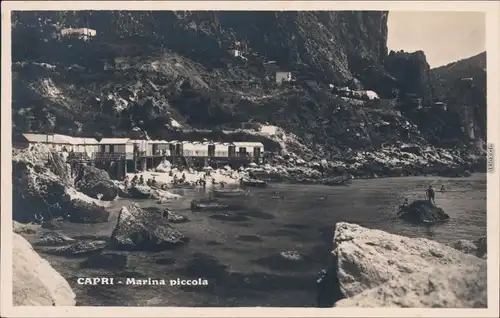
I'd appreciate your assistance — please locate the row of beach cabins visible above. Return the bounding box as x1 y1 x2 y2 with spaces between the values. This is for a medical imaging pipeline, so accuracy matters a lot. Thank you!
14 133 265 162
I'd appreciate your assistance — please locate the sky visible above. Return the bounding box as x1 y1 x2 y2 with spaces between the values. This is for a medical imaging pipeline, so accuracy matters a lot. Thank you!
387 11 486 68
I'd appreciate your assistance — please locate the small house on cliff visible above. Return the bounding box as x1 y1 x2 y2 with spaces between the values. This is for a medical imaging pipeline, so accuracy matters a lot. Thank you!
276 71 293 85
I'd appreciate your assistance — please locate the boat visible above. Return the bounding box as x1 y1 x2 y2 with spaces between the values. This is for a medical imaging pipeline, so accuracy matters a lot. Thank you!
212 188 247 198
241 179 268 188
190 199 230 211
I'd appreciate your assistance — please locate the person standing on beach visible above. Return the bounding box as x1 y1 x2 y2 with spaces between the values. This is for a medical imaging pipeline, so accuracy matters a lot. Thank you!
426 185 436 206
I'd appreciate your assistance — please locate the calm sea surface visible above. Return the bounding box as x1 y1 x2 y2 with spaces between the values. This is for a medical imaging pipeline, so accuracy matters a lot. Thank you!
35 174 486 307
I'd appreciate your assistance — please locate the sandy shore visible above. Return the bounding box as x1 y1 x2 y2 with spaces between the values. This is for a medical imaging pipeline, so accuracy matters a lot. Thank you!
125 161 247 188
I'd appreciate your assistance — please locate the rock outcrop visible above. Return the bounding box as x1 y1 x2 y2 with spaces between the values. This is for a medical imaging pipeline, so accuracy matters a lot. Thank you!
11 11 486 164
397 200 450 224
13 233 76 306
12 145 110 224
109 204 187 251
317 222 486 308
75 165 119 201
450 236 487 259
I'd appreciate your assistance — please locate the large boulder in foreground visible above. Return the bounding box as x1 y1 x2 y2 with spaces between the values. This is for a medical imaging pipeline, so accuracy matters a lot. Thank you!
75 166 119 201
109 204 186 251
397 200 450 224
320 222 486 308
13 233 76 306
335 262 486 308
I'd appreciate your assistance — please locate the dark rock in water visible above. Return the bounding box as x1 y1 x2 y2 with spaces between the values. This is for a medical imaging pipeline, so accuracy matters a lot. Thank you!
210 213 250 222
163 209 189 223
236 235 263 242
190 199 230 211
81 251 133 270
66 199 110 223
35 232 75 246
118 187 133 199
109 204 186 251
397 200 450 224
128 185 152 199
474 236 487 258
75 166 119 201
41 240 107 256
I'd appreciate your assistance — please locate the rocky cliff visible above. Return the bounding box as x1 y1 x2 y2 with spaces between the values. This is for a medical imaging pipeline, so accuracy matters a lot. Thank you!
11 11 486 160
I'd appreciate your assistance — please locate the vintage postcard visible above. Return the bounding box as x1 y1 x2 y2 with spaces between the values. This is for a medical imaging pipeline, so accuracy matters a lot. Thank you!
1 1 499 317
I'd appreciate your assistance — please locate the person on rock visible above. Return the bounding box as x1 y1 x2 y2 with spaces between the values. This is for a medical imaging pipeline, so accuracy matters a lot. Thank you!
138 175 145 185
426 185 436 206
151 176 157 187
440 185 445 192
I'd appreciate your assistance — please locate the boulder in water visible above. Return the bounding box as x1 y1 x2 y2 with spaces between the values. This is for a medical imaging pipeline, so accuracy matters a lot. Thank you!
128 185 152 199
75 166 119 201
109 204 186 251
164 209 189 223
317 222 486 308
35 232 75 246
397 200 450 224
66 199 110 223
41 240 107 256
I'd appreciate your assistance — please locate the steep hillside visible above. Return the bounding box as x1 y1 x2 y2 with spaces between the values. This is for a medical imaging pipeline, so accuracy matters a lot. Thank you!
11 11 486 160
430 52 487 141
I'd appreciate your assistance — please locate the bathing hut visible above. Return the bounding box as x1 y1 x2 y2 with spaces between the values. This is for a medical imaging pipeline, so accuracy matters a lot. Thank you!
183 141 208 157
214 142 230 157
96 138 135 160
71 137 99 158
14 133 75 152
156 140 171 156
168 140 184 157
233 141 264 159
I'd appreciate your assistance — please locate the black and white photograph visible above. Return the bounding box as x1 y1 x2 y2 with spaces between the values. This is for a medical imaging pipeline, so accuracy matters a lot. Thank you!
1 1 499 316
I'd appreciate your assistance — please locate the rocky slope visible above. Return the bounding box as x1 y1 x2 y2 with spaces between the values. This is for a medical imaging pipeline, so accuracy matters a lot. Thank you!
430 52 487 143
11 11 486 163
13 232 76 306
317 222 487 308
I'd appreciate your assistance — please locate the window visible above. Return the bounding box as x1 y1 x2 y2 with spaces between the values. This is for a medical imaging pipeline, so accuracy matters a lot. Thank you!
109 145 115 153
228 145 236 157
100 145 105 152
